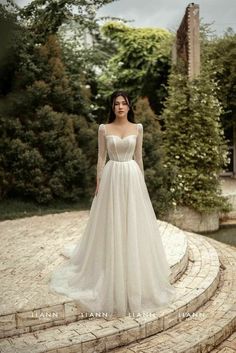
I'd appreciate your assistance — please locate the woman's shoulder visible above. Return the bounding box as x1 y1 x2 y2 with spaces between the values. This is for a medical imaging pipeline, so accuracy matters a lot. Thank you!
131 122 143 131
99 122 142 129
136 122 143 131
99 123 110 129
98 124 106 135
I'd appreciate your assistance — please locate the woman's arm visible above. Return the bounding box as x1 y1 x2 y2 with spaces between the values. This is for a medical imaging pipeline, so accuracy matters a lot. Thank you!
96 124 107 193
134 123 144 176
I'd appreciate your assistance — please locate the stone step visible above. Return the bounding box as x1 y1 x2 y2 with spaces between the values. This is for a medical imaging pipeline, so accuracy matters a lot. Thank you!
109 234 236 353
0 233 220 353
210 331 236 352
0 217 188 338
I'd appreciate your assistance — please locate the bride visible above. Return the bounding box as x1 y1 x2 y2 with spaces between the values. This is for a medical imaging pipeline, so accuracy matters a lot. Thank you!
49 90 176 318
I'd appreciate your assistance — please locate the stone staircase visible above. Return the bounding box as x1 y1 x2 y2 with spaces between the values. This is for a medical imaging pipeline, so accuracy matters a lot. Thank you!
111 235 236 353
0 212 235 353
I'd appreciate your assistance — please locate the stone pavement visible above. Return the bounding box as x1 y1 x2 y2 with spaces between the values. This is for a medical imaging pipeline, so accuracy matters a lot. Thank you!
0 212 187 318
0 211 235 352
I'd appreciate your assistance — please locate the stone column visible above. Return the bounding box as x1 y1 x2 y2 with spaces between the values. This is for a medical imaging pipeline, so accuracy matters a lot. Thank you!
188 4 200 80
173 3 200 80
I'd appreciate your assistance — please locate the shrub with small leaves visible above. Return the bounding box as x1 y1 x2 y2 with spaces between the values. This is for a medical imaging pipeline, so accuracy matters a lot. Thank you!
134 97 173 218
161 67 232 213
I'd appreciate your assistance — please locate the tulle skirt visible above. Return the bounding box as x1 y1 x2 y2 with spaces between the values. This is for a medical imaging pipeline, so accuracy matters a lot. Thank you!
49 159 176 318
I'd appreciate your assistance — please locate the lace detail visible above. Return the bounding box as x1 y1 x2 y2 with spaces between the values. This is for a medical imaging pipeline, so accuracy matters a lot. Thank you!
134 123 144 175
96 123 144 181
96 124 107 182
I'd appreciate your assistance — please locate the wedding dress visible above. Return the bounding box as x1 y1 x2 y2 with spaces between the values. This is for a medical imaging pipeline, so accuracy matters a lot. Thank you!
49 123 176 317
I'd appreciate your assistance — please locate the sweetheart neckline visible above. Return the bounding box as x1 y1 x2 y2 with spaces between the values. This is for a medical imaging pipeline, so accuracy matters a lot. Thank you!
105 134 138 140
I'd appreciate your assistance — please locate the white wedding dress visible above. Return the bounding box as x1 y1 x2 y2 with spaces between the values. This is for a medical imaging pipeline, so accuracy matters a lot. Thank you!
49 123 176 317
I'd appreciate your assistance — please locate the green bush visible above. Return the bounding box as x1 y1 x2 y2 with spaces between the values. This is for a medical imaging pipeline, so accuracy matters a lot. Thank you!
161 67 232 213
134 97 173 218
0 105 92 204
0 28 96 204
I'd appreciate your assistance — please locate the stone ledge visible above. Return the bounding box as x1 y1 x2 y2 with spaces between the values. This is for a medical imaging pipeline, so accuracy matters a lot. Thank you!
210 331 236 352
165 206 220 233
0 233 221 352
0 215 188 338
110 234 236 353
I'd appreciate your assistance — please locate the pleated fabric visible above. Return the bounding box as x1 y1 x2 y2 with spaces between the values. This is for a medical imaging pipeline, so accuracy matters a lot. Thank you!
49 124 177 317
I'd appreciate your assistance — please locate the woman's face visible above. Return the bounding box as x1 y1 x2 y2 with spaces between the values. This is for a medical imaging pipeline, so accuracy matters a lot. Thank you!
113 95 129 118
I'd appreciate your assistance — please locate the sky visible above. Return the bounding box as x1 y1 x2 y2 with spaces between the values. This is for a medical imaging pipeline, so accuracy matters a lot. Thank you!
15 0 236 36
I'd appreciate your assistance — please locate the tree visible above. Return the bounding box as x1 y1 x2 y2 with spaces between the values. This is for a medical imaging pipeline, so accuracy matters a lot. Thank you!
97 21 174 116
161 66 231 213
57 19 118 122
201 28 236 131
19 0 115 42
134 97 173 218
0 2 103 204
0 32 93 203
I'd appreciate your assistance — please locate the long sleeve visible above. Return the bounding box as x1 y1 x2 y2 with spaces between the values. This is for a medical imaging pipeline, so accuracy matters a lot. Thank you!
96 124 107 183
134 123 144 176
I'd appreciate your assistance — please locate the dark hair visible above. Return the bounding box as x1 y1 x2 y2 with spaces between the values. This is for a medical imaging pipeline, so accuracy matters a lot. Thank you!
108 90 135 123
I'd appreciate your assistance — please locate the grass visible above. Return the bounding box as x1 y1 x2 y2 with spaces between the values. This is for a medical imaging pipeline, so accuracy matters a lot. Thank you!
0 197 92 222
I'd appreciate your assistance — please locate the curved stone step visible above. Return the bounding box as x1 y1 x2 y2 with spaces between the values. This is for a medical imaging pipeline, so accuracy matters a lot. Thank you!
109 234 236 353
210 331 236 352
0 232 220 352
0 215 188 338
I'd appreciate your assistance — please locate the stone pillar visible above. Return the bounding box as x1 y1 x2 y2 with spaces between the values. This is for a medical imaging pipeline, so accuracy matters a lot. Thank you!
188 4 200 80
173 3 200 80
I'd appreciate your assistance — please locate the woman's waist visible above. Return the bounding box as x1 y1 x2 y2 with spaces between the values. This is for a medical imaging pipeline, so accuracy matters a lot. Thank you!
107 158 134 163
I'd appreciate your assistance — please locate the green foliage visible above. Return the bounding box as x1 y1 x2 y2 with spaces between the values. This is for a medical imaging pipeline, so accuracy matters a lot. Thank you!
161 67 232 213
0 196 91 221
97 21 174 115
201 28 236 131
0 105 92 204
2 0 234 215
19 0 115 41
0 2 30 96
134 97 173 218
57 21 116 120
0 3 97 204
16 0 121 121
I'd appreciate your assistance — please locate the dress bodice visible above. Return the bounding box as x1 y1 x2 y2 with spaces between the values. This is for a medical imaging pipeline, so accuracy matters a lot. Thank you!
106 134 138 162
96 123 144 181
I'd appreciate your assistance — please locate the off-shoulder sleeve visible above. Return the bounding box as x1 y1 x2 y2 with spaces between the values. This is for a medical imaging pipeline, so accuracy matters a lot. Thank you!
134 123 144 176
96 124 107 183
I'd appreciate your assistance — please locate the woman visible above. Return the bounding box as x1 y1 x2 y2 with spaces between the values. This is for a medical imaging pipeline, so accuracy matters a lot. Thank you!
49 90 176 318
